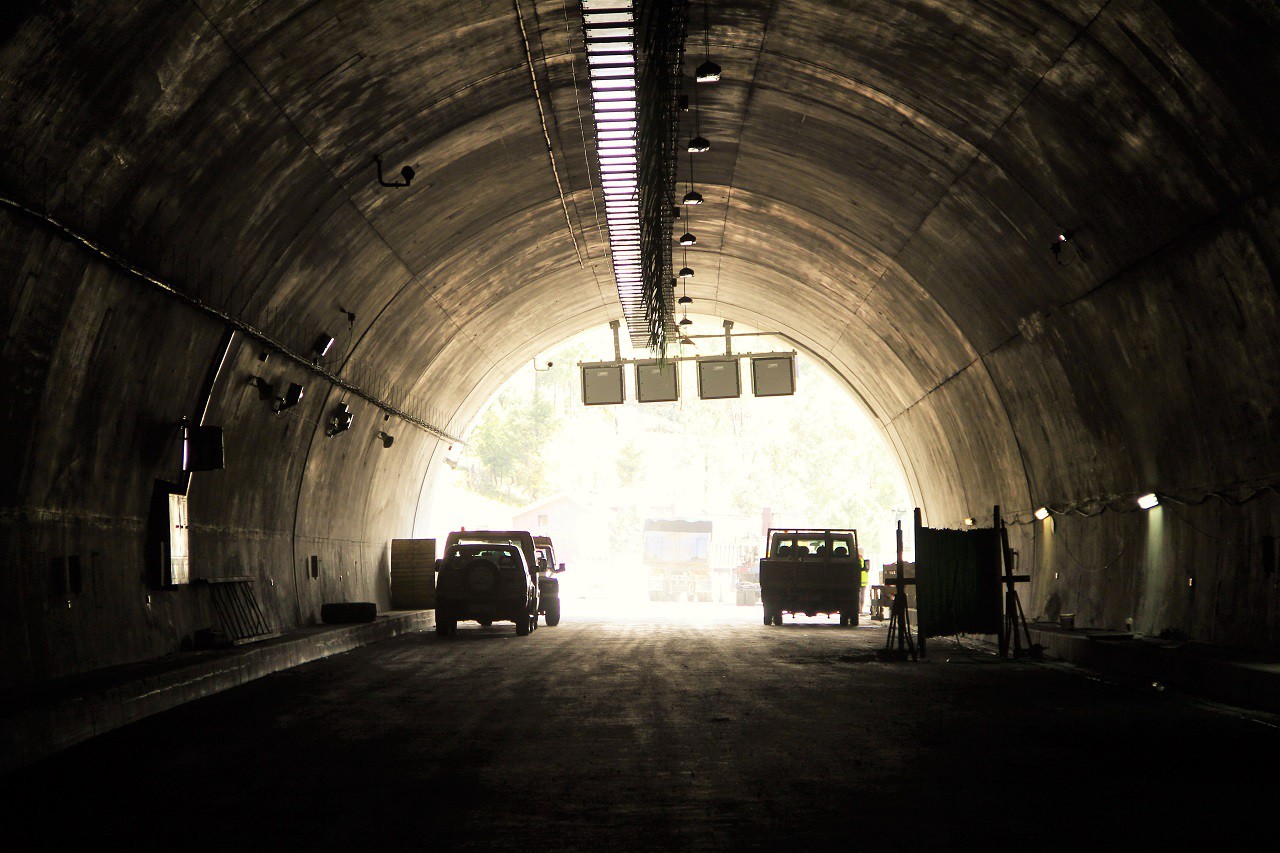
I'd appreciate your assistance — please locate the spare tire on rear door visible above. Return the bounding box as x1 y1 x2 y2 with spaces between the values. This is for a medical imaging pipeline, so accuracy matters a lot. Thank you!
464 558 499 593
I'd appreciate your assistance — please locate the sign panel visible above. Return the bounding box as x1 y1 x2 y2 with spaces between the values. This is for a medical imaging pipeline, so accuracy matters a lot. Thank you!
635 360 679 403
751 355 796 397
696 358 741 400
581 363 626 405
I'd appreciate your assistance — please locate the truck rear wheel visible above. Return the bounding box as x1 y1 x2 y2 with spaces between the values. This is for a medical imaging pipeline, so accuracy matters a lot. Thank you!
544 597 561 626
515 613 530 636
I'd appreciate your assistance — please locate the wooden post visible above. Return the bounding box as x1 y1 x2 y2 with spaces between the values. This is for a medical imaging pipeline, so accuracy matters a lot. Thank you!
884 516 917 660
997 507 1033 658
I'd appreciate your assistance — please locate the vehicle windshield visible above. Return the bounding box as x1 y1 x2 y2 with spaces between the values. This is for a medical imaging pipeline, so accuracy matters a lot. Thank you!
769 531 857 559
447 545 523 569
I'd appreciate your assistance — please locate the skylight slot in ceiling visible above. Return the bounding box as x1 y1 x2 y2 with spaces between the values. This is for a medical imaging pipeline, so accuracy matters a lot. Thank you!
583 0 645 343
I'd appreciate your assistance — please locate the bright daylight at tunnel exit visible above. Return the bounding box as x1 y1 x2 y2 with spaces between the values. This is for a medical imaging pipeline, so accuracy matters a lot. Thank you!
3 0 1280 846
423 319 912 621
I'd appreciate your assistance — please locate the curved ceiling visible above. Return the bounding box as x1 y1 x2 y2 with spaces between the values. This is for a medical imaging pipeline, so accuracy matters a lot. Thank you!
3 0 1280 664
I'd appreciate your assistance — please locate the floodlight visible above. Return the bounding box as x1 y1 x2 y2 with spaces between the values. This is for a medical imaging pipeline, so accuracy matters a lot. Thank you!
327 402 353 436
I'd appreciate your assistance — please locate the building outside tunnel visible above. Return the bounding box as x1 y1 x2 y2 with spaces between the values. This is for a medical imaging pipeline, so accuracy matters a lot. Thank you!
2 0 1280 754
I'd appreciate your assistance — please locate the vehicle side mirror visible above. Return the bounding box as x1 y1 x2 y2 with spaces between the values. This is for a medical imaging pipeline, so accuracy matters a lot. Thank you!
555 563 566 574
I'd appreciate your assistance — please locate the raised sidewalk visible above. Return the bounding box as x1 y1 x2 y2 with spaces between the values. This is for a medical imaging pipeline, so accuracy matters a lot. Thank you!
1027 622 1280 713
1 610 433 773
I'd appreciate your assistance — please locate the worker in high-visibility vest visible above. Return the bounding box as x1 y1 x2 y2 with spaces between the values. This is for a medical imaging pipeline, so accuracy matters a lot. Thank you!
860 559 870 613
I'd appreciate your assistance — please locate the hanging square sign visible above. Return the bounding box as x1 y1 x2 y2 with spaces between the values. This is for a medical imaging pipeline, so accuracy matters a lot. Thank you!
696 357 741 400
581 363 626 405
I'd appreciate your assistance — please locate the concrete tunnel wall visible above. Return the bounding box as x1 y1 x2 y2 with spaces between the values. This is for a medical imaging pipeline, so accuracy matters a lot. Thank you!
1 0 1279 688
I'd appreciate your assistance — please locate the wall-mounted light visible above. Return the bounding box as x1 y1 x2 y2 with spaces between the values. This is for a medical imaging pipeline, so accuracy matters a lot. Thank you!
312 334 335 360
274 382 305 412
963 517 975 526
377 431 395 449
1137 493 1159 510
183 423 225 472
374 156 415 188
1051 230 1079 266
327 402 353 436
1034 507 1050 520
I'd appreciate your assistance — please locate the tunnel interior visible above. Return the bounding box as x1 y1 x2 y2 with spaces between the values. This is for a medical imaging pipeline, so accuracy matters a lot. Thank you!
2 0 1280 687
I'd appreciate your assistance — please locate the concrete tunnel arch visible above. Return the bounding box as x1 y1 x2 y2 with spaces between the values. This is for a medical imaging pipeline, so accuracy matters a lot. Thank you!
2 0 1279 688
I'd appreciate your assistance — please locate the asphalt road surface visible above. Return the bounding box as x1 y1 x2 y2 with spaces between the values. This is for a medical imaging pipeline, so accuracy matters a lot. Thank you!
4 602 1277 850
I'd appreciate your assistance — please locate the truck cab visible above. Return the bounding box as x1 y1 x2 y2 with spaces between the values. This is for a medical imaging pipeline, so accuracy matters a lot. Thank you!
759 528 863 626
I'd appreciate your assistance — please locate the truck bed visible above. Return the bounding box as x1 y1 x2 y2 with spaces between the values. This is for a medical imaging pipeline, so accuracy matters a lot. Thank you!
759 558 860 614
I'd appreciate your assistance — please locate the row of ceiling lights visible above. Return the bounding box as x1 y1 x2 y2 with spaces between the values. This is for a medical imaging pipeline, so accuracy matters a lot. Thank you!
676 0 720 328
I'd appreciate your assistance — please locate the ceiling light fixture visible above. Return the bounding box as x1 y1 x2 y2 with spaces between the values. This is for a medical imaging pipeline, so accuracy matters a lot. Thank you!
1137 493 1159 510
688 135 710 153
695 0 720 83
678 265 694 278
1051 230 1079 266
1034 507 1050 520
682 189 702 205
679 232 696 246
373 156 416 188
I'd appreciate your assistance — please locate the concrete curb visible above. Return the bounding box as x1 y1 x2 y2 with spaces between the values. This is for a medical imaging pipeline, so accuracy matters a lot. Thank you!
2 610 434 773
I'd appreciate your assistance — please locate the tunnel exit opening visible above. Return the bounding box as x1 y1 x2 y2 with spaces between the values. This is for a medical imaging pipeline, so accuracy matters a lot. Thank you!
420 317 912 623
